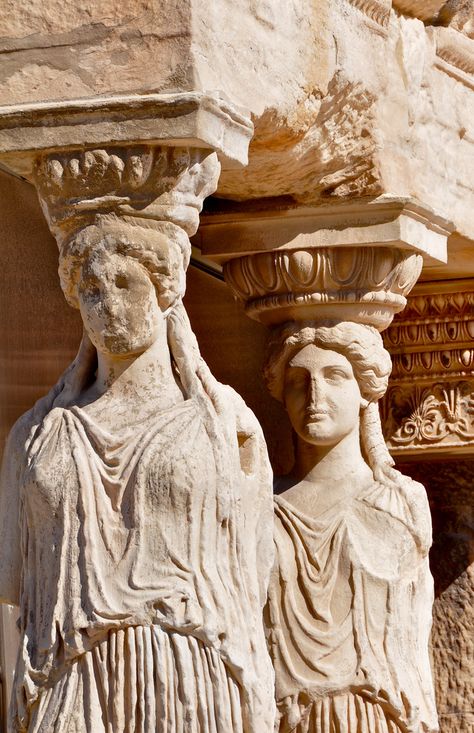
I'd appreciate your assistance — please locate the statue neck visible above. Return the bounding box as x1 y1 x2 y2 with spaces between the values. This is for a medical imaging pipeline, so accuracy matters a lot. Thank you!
79 329 184 412
293 426 372 494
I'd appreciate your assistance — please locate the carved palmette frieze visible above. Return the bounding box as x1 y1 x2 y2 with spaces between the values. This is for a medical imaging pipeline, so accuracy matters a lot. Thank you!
383 282 474 454
383 381 474 452
224 246 422 328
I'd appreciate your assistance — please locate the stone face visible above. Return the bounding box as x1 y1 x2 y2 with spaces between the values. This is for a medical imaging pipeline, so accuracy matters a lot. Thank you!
0 145 276 732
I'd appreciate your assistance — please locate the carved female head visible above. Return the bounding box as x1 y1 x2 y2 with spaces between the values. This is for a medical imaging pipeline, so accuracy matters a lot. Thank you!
264 321 393 469
58 216 189 356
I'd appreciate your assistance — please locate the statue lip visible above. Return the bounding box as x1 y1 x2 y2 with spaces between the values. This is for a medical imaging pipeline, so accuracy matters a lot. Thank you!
306 410 329 419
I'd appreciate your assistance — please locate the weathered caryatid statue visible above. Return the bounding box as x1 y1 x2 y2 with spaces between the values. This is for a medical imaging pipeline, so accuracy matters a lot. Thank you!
263 321 438 733
0 146 275 732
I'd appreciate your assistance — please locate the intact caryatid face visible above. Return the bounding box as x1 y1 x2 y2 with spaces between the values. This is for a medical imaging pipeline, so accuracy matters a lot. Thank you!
77 248 164 357
284 344 367 447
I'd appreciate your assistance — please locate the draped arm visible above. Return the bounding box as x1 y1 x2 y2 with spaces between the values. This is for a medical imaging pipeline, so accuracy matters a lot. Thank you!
225 386 275 604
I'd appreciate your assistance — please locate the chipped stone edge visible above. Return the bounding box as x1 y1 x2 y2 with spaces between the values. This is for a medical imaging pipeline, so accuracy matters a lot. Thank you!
431 27 474 88
392 0 446 22
0 91 254 178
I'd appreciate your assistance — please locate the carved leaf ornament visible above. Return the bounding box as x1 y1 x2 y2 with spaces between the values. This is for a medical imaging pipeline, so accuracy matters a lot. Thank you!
386 382 474 446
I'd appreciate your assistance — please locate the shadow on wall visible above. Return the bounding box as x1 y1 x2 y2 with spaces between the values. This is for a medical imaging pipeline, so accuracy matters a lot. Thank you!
0 169 82 458
397 458 474 597
397 457 474 731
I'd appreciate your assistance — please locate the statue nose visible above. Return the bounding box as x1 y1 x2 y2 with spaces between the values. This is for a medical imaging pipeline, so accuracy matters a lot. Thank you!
100 291 124 319
309 376 325 404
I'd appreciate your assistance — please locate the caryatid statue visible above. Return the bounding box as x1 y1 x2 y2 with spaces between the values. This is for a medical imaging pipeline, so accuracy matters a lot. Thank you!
0 147 275 732
263 321 438 733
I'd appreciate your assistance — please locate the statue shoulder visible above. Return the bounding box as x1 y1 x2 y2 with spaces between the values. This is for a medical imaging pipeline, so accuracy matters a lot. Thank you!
3 407 37 468
364 469 432 555
395 472 431 518
2 377 67 475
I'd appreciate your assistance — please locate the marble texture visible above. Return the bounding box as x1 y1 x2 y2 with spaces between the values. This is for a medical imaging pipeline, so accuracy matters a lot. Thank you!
263 322 437 732
0 146 275 732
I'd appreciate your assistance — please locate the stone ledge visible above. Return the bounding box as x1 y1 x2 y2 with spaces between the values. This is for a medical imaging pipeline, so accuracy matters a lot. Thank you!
0 92 253 179
196 196 452 264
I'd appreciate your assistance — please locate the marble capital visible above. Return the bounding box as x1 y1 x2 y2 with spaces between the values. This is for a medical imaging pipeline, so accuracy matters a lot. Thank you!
197 198 451 331
0 91 253 254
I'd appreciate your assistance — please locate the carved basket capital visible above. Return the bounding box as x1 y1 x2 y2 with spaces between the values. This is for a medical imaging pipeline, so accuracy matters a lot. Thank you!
35 145 221 246
224 245 422 330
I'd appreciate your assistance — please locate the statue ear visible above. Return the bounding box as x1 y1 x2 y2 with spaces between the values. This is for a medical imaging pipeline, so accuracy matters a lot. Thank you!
360 396 369 410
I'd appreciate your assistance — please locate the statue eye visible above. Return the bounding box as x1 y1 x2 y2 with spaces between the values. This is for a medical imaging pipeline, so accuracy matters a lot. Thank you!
325 368 350 381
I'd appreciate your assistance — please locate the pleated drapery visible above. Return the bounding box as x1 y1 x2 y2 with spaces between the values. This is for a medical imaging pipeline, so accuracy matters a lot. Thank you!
27 626 243 733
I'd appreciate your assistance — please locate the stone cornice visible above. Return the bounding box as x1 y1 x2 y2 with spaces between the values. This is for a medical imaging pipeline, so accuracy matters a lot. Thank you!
0 92 253 179
196 197 452 264
383 280 474 456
